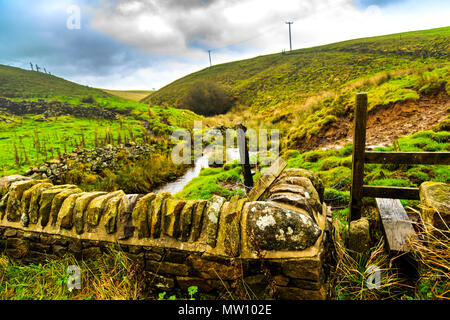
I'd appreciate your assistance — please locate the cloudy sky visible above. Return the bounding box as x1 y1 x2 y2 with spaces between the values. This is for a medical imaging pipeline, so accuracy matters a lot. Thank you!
1 0 449 90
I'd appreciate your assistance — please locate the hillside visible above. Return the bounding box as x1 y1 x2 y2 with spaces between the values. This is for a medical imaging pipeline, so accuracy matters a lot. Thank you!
0 65 150 113
102 89 154 102
0 65 201 182
143 27 449 110
143 27 450 150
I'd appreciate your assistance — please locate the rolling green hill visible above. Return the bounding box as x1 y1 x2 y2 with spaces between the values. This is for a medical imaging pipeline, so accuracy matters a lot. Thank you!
0 64 158 115
143 26 450 149
0 64 201 178
143 27 449 110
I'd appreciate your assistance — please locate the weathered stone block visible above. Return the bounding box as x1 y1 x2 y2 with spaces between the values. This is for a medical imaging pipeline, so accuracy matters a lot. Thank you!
86 191 124 230
189 200 207 243
348 217 370 254
124 252 145 268
279 168 325 203
215 196 246 257
28 183 54 224
41 234 68 246
145 260 189 276
147 272 175 290
53 245 67 257
163 198 186 239
420 182 450 230
0 192 9 220
128 246 143 254
21 182 53 224
245 201 322 251
59 193 86 229
28 242 51 253
5 238 29 259
281 258 322 281
150 192 171 239
165 249 189 264
247 157 288 202
176 276 214 293
6 180 39 222
103 192 126 234
188 255 238 280
290 278 322 290
145 251 162 261
74 192 107 234
23 231 40 242
131 193 156 239
50 188 83 226
272 274 290 286
82 247 102 259
199 195 225 247
23 251 55 265
68 239 83 255
4 229 17 237
179 200 196 242
118 194 143 240
39 188 74 227
0 175 31 196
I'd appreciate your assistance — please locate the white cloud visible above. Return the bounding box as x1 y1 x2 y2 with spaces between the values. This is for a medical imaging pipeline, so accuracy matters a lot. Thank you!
84 0 450 89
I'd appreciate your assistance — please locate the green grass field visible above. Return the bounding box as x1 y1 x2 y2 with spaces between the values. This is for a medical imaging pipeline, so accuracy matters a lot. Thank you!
0 27 449 300
0 64 201 181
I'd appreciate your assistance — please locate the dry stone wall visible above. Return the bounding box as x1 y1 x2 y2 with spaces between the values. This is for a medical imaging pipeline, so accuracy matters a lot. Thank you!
0 161 331 300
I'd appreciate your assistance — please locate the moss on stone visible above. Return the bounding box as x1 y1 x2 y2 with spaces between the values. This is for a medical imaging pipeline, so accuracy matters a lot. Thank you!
86 191 124 230
73 192 107 234
6 180 39 222
59 193 86 229
150 192 171 239
131 193 156 239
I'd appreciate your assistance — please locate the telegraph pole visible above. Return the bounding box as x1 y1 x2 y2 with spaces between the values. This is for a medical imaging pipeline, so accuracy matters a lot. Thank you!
208 50 212 67
285 21 293 51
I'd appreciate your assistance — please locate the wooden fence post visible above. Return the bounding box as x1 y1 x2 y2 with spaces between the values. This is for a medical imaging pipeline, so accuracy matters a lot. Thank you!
349 93 368 222
236 123 254 190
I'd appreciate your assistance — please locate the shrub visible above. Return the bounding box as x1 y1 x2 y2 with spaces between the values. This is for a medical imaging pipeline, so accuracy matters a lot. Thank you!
81 95 96 104
178 81 234 116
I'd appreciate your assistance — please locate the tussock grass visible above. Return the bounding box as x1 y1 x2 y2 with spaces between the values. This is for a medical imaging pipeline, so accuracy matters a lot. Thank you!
0 247 149 300
330 222 412 300
409 206 450 300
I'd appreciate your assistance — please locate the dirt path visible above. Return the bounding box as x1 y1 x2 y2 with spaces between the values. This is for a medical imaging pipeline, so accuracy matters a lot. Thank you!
314 91 449 151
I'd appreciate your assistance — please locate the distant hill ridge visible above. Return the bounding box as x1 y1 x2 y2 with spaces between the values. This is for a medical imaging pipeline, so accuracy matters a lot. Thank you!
142 26 450 112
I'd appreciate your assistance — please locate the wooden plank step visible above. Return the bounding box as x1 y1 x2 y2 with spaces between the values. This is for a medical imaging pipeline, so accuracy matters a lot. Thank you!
376 198 418 252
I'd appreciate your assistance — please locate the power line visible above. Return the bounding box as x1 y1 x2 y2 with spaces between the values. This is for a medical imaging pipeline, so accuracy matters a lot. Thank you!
207 21 284 54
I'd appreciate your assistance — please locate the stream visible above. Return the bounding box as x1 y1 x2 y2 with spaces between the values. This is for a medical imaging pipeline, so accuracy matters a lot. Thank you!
152 148 254 195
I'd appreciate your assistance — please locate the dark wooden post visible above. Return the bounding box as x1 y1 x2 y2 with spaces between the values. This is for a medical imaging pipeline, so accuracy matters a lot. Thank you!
236 123 254 190
350 93 368 223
